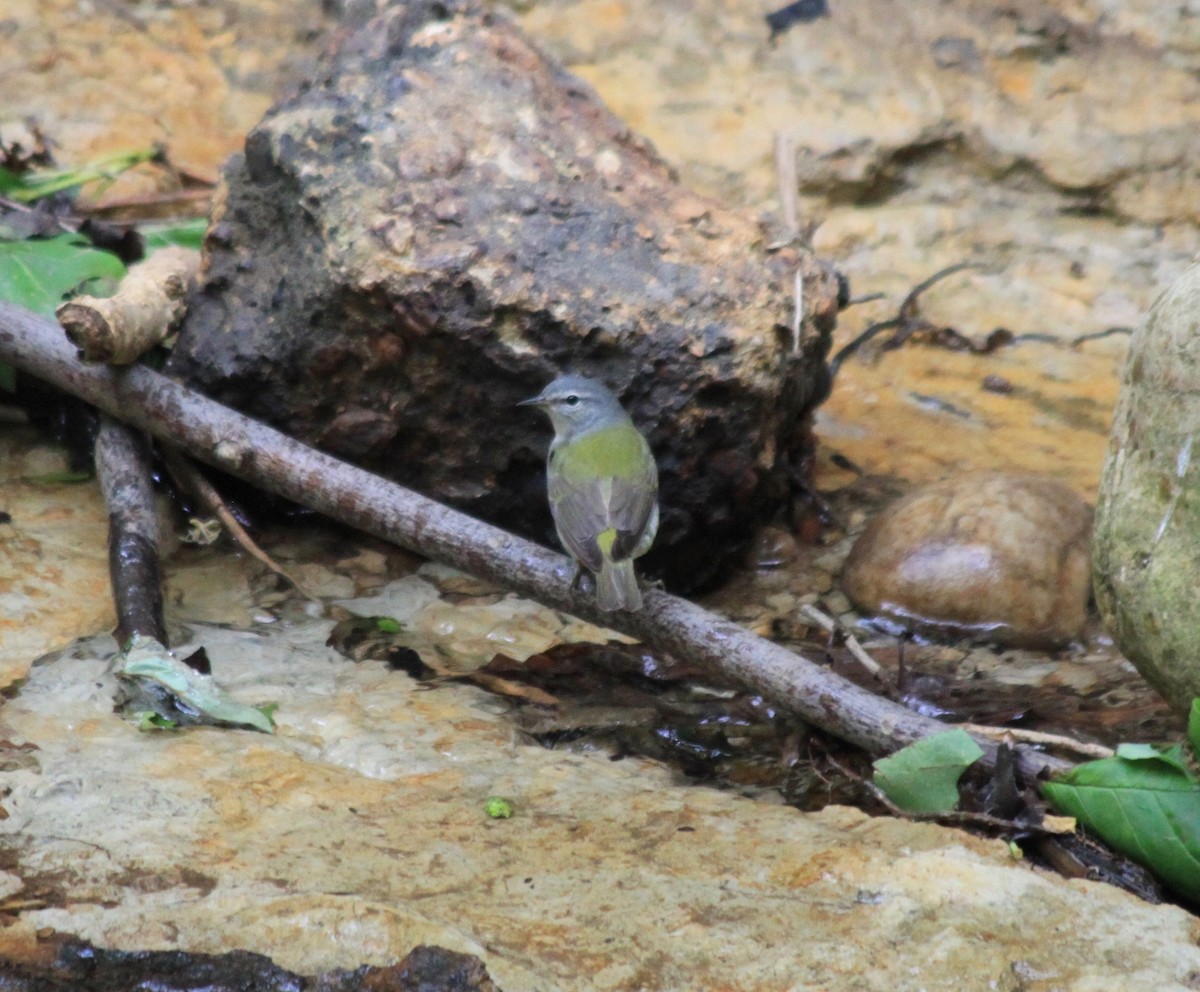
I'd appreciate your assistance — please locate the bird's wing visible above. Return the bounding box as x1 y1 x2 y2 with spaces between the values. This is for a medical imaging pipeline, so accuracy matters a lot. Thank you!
605 462 658 560
549 459 658 568
548 473 611 572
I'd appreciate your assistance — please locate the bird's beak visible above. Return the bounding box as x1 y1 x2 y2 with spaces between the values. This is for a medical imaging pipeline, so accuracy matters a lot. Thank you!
517 395 545 408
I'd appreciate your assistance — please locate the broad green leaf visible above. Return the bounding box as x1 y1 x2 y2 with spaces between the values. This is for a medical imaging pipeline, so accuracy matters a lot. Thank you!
873 729 984 815
0 234 125 315
1116 741 1191 775
1043 755 1200 903
141 217 208 252
1190 699 1200 755
0 167 26 197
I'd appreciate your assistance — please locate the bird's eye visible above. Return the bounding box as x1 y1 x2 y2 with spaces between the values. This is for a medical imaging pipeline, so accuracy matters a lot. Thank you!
565 394 580 406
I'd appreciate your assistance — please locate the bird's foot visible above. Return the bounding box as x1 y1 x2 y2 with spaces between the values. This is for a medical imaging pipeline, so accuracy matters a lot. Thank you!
569 563 594 595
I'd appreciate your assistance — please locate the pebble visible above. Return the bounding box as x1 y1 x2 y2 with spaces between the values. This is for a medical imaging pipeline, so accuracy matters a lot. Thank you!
749 526 800 570
840 472 1092 648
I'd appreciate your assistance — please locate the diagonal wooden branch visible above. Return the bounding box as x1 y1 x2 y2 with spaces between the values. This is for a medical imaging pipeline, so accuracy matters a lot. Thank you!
0 300 1071 780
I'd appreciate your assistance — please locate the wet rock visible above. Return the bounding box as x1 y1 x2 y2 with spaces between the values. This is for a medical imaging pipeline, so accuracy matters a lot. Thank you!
1094 263 1200 712
0 429 113 689
0 934 501 992
167 0 843 594
841 472 1092 647
748 526 800 571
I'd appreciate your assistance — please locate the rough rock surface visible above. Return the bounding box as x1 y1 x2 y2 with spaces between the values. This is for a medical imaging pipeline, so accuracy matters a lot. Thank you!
841 472 1093 648
167 0 842 593
3 596 1199 992
518 0 1200 229
512 0 1200 491
6 2 1200 988
1094 264 1200 712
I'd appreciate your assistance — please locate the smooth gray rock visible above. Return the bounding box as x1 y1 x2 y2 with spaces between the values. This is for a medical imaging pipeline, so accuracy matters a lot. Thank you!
1094 263 1200 712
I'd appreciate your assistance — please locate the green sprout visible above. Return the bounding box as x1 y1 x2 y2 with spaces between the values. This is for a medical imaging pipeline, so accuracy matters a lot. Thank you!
483 796 514 819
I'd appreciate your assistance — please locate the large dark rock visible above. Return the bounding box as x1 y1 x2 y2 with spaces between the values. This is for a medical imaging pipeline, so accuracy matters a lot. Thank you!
168 0 842 592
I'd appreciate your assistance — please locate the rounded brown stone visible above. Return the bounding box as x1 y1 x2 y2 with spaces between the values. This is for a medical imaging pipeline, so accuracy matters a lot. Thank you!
841 472 1092 648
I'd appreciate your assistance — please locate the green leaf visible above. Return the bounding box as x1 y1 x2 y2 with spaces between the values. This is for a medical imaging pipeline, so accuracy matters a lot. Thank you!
116 635 275 734
135 711 179 732
1043 754 1200 903
0 167 25 197
0 234 126 315
374 616 403 634
1189 699 1200 755
0 147 161 203
141 217 208 252
872 729 984 815
25 469 94 485
1116 741 1191 776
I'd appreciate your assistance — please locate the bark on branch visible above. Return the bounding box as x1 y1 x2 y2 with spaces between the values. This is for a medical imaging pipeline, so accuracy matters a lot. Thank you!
94 416 167 647
0 300 1069 780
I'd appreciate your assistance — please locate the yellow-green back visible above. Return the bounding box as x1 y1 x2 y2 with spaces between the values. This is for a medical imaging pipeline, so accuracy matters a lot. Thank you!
553 423 653 483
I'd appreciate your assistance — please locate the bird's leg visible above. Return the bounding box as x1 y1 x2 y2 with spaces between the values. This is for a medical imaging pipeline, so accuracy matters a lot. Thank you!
567 560 594 594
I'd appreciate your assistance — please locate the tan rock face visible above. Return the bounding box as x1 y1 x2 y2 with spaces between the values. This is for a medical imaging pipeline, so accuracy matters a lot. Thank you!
0 432 114 689
513 0 1200 499
841 472 1093 647
4 609 1200 990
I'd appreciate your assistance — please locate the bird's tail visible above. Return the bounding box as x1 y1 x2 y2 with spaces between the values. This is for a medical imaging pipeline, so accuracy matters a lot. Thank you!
596 557 642 611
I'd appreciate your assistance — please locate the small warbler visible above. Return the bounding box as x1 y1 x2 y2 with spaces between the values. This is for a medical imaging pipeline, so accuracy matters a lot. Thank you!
520 374 659 611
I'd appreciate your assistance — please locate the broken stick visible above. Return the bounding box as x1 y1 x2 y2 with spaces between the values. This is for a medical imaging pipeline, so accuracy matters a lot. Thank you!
56 245 199 365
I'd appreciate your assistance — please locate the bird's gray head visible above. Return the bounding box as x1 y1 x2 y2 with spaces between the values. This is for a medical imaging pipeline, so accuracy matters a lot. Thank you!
519 374 631 439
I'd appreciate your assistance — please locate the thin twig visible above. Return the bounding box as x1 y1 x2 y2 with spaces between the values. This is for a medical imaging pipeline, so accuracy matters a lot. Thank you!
829 262 984 376
773 132 799 243
843 292 886 308
897 262 981 319
799 603 885 680
1070 326 1133 347
791 268 803 356
160 447 312 597
772 133 804 354
961 723 1114 761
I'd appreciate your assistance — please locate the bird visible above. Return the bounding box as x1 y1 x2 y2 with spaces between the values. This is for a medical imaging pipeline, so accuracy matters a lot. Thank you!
520 374 659 610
